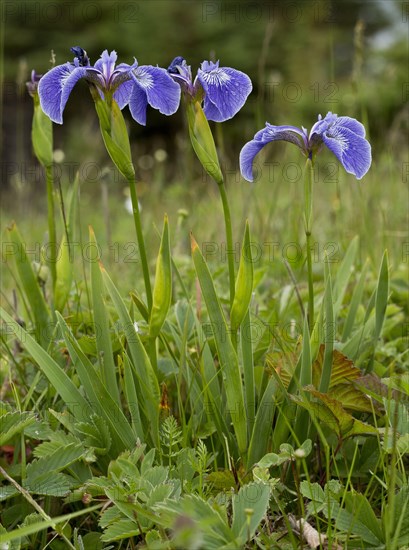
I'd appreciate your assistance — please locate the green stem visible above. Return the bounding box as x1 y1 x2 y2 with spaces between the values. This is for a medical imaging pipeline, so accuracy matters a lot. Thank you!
304 158 314 327
0 465 76 549
306 231 314 327
217 180 235 309
45 164 57 292
148 336 158 375
128 176 153 312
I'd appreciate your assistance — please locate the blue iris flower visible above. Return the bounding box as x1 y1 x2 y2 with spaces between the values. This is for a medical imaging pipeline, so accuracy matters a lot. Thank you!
38 47 181 125
240 112 372 181
167 56 252 122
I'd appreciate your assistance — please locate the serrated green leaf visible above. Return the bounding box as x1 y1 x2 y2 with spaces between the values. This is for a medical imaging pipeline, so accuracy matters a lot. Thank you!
312 346 361 389
25 443 85 479
24 471 72 496
292 387 378 438
0 411 36 446
100 519 140 542
76 415 112 455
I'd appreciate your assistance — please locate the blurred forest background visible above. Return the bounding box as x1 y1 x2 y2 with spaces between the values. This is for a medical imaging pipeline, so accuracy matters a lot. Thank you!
0 0 408 281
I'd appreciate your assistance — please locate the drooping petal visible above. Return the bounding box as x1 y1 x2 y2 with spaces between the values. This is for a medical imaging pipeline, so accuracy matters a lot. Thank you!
239 124 306 182
129 65 181 124
240 137 270 182
197 62 252 122
113 78 134 109
128 82 148 125
38 63 87 124
322 124 372 179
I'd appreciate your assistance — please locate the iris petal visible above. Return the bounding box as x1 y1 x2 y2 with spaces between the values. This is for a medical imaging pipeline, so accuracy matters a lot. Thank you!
38 63 87 124
129 65 181 124
94 50 118 81
332 116 366 137
240 139 269 182
128 82 148 125
239 124 306 182
322 124 371 179
113 79 134 109
197 65 252 122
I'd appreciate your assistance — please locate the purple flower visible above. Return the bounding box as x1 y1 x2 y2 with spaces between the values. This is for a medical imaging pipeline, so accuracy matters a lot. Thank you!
240 112 372 181
167 56 252 122
38 47 181 125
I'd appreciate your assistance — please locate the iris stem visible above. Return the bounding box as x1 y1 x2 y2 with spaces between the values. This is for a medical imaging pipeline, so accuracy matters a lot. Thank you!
127 176 153 313
304 158 314 327
217 180 235 309
45 164 57 293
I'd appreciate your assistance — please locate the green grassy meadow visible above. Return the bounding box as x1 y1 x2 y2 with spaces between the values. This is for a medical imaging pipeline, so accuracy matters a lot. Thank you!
1 1 409 548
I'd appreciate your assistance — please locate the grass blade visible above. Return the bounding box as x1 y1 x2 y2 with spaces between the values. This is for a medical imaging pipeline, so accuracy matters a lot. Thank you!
101 266 160 446
55 311 135 453
342 260 369 342
320 258 334 393
367 250 389 372
89 227 120 404
6 222 51 347
0 308 92 423
191 234 247 459
333 235 359 314
241 309 255 436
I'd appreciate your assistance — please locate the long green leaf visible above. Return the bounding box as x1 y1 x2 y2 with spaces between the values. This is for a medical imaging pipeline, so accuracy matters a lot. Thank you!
0 505 101 544
54 174 80 312
241 309 255 436
89 227 120 404
121 353 144 441
191 234 247 459
0 308 91 423
6 223 51 347
367 250 389 372
294 315 312 441
55 312 135 453
248 378 277 465
374 250 389 342
333 235 359 314
320 259 334 393
101 267 160 446
342 260 368 341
